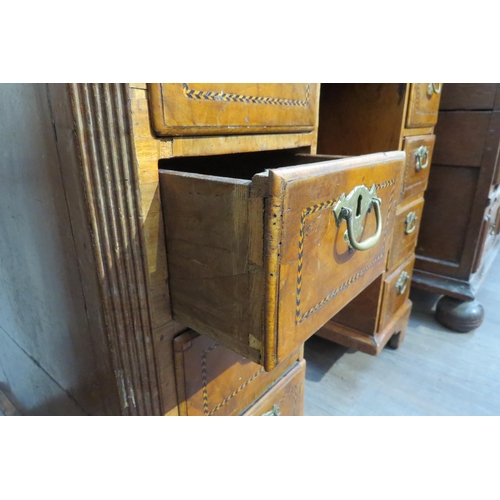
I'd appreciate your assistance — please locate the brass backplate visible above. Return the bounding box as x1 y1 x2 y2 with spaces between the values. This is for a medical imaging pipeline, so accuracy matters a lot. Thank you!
333 184 378 248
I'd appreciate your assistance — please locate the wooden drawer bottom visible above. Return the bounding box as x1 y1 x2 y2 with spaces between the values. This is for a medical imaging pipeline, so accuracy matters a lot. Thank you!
242 360 306 416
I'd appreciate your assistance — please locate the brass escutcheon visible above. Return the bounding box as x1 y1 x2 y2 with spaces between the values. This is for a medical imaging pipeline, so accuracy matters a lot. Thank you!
415 145 429 171
396 271 410 295
333 184 382 252
405 211 419 234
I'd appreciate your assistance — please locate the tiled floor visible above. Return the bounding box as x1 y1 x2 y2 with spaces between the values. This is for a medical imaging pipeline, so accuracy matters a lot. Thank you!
304 253 500 416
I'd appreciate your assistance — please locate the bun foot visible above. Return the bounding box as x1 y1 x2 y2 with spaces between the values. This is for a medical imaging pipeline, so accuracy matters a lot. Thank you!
435 296 484 333
388 331 403 349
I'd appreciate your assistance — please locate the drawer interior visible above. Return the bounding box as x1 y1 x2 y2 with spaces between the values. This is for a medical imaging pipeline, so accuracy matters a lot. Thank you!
317 84 408 156
158 148 342 180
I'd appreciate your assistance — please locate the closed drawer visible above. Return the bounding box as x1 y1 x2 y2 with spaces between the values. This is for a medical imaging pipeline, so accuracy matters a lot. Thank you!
149 83 319 137
406 83 442 128
432 111 491 167
160 150 404 370
173 330 300 416
242 360 305 416
387 196 425 271
401 135 435 200
439 83 498 111
379 255 415 331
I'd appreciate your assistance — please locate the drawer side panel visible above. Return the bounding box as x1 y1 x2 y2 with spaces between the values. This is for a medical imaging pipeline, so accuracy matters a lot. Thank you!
159 171 264 362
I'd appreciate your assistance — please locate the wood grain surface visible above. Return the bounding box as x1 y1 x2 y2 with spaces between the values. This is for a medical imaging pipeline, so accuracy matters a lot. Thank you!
317 83 408 156
242 360 305 416
387 195 425 271
401 135 435 200
149 83 319 136
160 151 404 370
431 111 491 167
0 84 119 416
173 331 300 416
406 83 442 128
439 83 499 110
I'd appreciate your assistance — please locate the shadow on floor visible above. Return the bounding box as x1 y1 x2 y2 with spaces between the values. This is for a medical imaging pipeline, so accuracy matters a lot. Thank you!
305 289 443 385
304 336 358 382
409 288 440 314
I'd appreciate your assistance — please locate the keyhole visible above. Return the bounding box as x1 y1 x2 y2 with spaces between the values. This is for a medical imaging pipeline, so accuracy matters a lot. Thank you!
356 195 363 217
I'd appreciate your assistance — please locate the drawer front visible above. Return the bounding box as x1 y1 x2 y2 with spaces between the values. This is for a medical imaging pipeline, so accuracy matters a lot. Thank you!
439 83 498 111
149 83 319 137
174 330 299 416
406 83 442 128
379 255 415 331
173 331 299 416
242 360 305 416
401 135 435 200
272 152 403 366
388 196 425 271
432 111 491 167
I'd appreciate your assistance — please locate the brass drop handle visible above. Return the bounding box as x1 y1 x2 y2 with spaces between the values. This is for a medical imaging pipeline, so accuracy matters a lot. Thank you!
405 211 419 234
396 271 410 295
261 405 281 416
415 145 429 171
333 184 383 252
427 83 442 96
343 198 382 251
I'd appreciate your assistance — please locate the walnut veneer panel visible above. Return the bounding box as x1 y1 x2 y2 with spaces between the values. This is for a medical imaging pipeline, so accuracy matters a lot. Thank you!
431 112 491 167
406 83 442 128
379 255 415 331
401 135 435 200
149 83 319 136
439 84 498 110
388 195 425 270
242 360 305 416
173 331 300 416
416 165 480 274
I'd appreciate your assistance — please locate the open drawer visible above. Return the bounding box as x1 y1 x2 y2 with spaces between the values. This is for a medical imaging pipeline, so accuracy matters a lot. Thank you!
159 149 404 370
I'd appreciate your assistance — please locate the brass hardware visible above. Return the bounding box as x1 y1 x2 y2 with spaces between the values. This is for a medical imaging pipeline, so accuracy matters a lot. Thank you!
427 83 442 96
405 211 419 234
261 405 281 416
395 271 410 295
333 184 382 252
415 145 429 171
